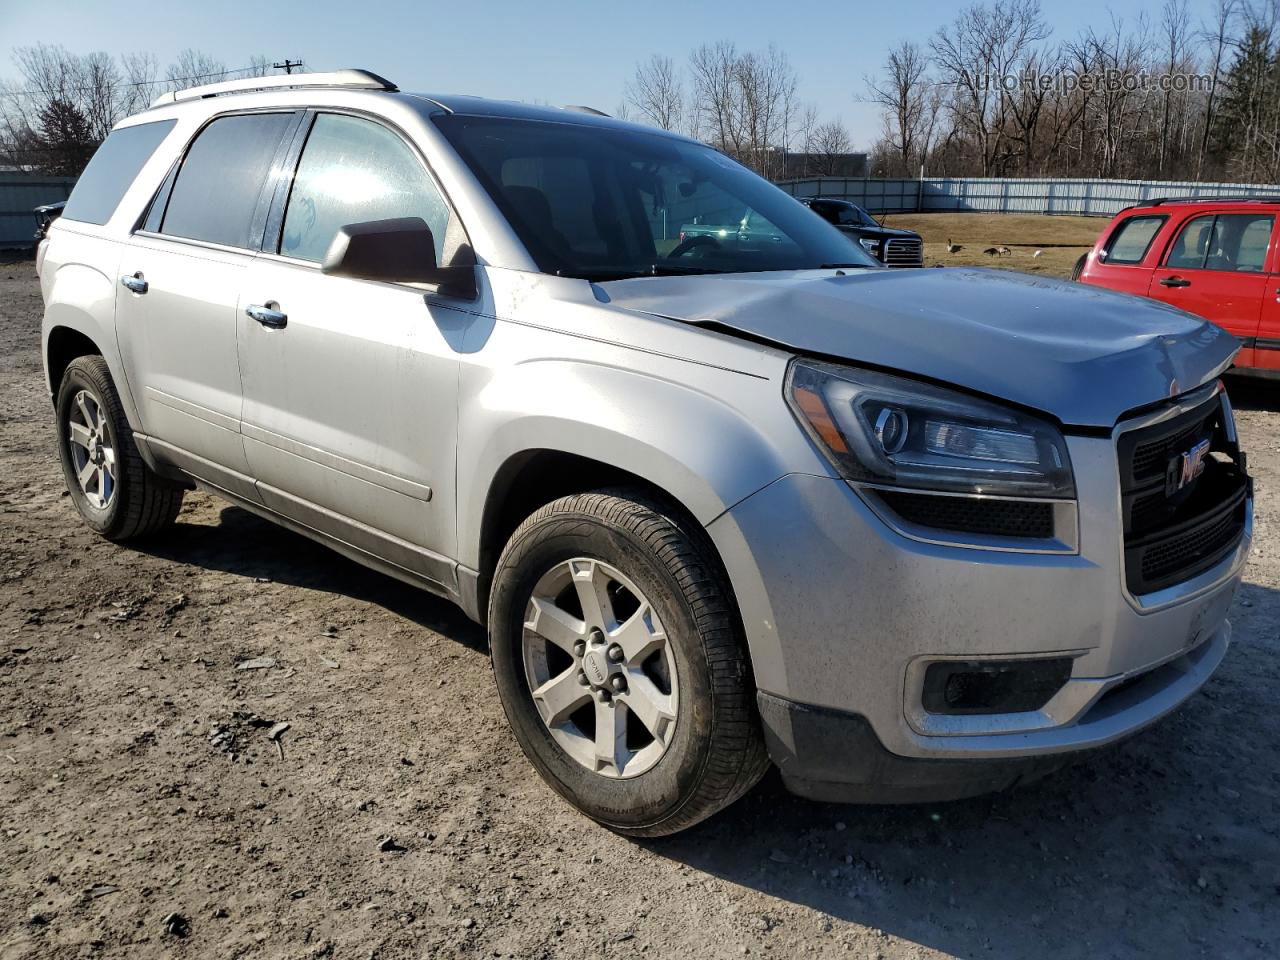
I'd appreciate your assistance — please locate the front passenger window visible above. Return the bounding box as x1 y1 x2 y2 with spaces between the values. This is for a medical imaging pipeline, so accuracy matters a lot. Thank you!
281 113 450 263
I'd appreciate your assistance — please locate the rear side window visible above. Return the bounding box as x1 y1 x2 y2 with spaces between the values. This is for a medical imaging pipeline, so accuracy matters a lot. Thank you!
160 112 295 249
1102 215 1166 265
279 113 449 263
61 119 175 226
1166 213 1275 273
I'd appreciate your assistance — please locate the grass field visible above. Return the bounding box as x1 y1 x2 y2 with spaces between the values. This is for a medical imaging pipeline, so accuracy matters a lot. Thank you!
877 212 1104 278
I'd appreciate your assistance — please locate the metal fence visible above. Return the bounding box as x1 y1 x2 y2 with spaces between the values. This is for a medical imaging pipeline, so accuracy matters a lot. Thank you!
776 176 1280 217
1 175 77 249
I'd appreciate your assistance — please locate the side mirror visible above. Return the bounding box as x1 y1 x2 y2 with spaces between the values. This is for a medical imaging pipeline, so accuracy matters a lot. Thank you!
321 217 476 299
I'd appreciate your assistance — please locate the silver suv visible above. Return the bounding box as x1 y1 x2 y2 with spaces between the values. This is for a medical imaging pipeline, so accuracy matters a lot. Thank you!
38 70 1252 835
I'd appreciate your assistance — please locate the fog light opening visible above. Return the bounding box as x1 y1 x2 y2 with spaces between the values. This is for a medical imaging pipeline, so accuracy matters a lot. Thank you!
921 658 1072 716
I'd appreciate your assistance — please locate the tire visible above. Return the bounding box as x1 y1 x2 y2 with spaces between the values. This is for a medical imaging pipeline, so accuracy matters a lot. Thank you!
55 355 184 541
1070 253 1087 280
489 488 769 837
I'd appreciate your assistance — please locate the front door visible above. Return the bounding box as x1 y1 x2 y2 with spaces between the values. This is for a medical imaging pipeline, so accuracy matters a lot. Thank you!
237 111 464 591
1147 212 1272 368
116 110 298 501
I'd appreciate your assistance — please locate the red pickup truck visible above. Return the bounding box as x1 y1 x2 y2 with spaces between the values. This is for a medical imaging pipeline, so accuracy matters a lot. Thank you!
1075 197 1280 375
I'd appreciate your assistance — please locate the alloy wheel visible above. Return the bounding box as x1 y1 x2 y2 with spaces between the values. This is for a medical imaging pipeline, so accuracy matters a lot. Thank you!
67 389 116 510
521 558 678 779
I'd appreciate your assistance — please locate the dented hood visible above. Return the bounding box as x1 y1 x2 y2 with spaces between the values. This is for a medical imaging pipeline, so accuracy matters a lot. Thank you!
599 267 1237 428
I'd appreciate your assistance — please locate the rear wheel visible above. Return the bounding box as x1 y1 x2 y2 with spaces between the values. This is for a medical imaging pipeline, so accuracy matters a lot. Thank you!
489 488 768 837
55 355 184 541
1070 253 1087 280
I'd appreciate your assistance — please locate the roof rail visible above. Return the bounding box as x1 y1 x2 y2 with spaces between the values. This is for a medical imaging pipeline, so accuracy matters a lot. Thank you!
151 68 396 108
563 105 610 117
1145 195 1280 206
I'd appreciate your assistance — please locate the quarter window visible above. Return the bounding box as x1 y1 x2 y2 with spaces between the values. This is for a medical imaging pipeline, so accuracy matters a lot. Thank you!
280 113 449 263
1166 213 1275 273
1102 215 1166 265
160 112 295 249
61 119 176 226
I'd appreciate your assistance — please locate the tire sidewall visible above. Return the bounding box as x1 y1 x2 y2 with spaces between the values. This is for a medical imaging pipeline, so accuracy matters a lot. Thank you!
490 511 717 832
56 360 124 536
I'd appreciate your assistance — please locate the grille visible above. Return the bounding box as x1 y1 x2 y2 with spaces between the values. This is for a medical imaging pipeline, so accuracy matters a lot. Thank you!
883 237 924 268
1128 409 1217 485
1118 392 1249 594
876 490 1055 539
1139 499 1246 586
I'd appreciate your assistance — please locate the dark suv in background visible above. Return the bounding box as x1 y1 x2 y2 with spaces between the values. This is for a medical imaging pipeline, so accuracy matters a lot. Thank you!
799 197 923 267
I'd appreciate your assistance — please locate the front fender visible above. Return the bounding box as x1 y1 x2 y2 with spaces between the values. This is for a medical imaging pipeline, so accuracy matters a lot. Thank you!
455 355 827 571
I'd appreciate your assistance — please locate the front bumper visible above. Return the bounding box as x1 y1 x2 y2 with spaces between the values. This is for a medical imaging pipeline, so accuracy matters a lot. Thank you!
707 431 1249 792
758 621 1229 803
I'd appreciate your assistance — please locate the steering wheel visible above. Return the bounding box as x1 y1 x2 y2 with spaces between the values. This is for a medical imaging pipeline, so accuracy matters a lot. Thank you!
667 234 721 259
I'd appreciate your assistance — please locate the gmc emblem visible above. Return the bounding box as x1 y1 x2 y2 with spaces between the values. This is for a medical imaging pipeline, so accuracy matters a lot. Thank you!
1167 438 1211 495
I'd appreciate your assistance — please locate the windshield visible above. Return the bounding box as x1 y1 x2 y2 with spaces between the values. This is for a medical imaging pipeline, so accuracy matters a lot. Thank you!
433 115 878 279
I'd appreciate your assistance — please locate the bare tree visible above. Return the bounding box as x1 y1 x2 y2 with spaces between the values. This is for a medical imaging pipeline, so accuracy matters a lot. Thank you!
626 54 683 131
1198 0 1237 177
246 55 273 79
2 44 123 169
809 120 852 175
930 0 1050 174
165 49 227 92
118 51 158 116
865 41 932 175
687 42 799 177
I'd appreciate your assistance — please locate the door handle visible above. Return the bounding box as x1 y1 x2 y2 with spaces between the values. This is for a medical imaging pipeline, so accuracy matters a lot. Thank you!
1159 276 1192 288
120 272 148 294
246 303 287 329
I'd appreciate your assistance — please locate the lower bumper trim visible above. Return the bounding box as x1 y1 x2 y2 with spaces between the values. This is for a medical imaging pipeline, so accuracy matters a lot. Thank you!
757 692 1071 804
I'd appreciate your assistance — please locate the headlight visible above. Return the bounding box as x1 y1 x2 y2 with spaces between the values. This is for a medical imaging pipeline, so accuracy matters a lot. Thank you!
786 359 1075 498
858 238 881 253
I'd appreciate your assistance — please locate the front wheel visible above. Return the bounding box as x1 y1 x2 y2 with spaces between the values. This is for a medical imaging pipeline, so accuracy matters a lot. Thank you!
488 489 768 837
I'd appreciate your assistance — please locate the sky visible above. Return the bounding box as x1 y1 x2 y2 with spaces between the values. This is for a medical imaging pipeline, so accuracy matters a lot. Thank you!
2 0 1199 149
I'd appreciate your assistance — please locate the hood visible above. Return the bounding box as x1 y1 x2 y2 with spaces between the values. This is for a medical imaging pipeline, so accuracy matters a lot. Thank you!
598 267 1237 428
836 224 918 240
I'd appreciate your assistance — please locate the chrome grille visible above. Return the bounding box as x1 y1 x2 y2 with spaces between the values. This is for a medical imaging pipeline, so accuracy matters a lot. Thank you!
883 237 923 267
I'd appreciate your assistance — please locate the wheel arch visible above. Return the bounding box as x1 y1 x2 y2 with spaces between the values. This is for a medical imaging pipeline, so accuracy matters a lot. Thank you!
42 260 144 432
469 448 721 626
45 325 103 403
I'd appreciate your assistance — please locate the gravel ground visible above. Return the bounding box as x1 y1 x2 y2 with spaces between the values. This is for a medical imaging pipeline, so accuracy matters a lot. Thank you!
1 261 1278 960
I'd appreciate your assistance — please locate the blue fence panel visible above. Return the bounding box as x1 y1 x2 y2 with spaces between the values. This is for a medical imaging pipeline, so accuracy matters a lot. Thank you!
1 175 77 249
776 176 1280 217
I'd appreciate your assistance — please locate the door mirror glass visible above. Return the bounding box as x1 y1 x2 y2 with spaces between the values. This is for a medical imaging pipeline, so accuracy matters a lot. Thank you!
320 217 476 297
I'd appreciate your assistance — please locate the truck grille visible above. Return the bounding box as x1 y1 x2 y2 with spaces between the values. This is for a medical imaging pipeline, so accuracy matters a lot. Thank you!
883 238 923 268
1117 390 1249 595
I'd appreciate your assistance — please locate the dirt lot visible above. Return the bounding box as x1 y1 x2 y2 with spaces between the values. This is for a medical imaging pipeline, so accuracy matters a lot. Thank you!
2 259 1278 960
880 212 1101 278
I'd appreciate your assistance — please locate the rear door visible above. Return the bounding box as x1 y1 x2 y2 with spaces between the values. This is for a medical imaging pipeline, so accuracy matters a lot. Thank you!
1252 217 1280 371
236 110 464 590
1084 213 1168 295
1147 211 1272 367
117 110 299 500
